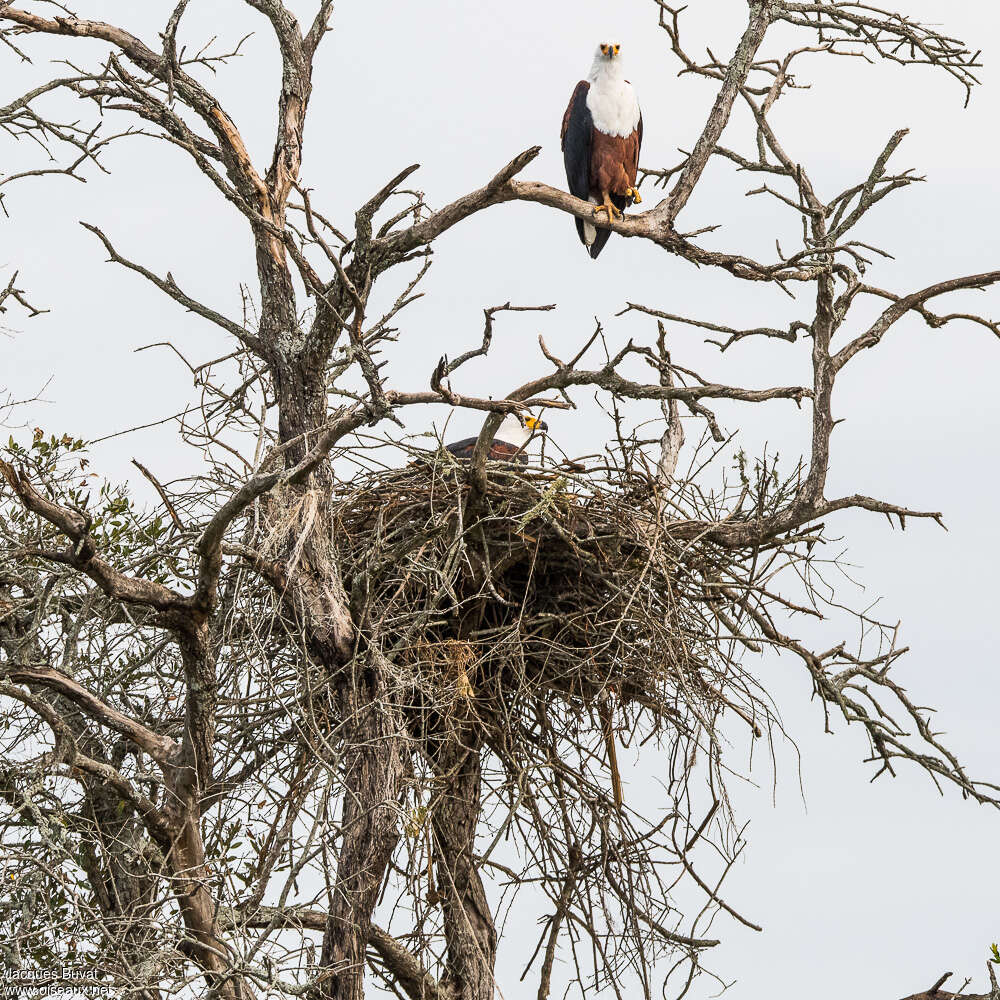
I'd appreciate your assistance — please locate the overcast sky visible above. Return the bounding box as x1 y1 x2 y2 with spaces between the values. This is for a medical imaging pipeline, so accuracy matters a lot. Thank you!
3 1 1000 997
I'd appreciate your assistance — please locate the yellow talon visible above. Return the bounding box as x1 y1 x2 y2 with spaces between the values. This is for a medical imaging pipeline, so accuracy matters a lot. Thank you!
593 194 623 223
627 187 642 204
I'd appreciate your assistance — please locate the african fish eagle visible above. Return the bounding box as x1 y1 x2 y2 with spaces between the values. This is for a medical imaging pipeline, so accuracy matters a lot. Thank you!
561 42 643 259
445 413 547 464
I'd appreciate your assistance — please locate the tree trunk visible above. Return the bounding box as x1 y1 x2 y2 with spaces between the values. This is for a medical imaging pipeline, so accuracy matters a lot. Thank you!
320 677 406 1000
430 734 497 1000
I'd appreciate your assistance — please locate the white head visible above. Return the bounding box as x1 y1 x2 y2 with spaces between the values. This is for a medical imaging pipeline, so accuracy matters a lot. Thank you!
589 41 625 80
497 412 547 448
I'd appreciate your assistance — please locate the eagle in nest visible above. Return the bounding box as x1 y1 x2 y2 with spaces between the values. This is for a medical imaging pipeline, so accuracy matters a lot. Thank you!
445 413 547 464
561 42 643 259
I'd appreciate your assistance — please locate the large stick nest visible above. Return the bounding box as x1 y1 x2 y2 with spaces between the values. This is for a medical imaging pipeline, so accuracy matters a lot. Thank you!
327 456 767 751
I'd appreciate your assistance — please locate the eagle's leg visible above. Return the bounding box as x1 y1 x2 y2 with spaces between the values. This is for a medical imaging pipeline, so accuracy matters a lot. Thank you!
592 192 623 223
626 186 643 204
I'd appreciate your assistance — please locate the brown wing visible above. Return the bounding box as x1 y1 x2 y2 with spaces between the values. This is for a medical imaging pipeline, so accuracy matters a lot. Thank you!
632 114 642 187
487 440 529 464
625 113 643 189
445 437 477 459
444 437 528 464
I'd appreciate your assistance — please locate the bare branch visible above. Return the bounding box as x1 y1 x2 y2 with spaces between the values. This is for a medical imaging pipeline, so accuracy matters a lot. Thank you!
81 222 263 354
834 271 1000 371
4 662 178 763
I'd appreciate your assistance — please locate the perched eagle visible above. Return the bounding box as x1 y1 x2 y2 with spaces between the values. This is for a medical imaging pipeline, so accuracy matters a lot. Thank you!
561 42 643 258
445 413 547 464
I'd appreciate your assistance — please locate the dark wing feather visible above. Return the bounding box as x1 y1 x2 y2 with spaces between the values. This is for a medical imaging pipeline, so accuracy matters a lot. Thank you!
589 224 613 259
444 437 478 459
561 80 593 249
627 112 643 203
445 438 528 464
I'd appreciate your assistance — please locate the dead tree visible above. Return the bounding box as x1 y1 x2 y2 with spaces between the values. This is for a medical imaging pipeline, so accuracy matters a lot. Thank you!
1 2 997 999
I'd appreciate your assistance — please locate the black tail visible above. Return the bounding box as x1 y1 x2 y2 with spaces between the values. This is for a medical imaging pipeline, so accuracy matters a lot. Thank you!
588 226 613 259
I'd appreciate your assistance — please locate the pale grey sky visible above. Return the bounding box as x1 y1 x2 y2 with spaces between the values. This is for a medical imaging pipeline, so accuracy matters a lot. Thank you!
3 1 999 996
